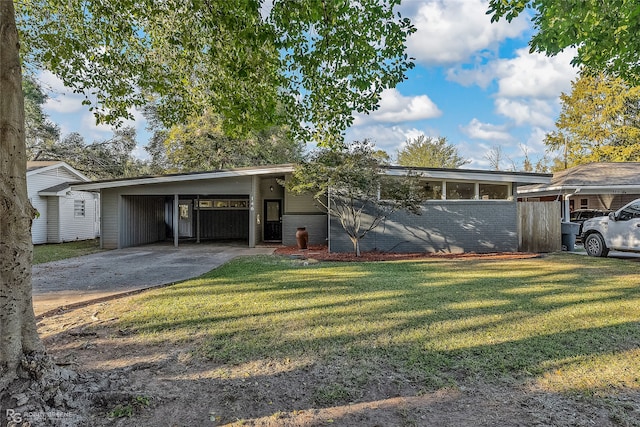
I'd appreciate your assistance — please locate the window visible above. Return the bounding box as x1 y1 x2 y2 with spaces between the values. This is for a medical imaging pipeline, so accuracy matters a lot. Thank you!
618 202 640 221
419 180 443 200
446 182 475 200
197 199 249 210
580 198 588 209
479 183 510 200
179 204 190 220
74 200 85 217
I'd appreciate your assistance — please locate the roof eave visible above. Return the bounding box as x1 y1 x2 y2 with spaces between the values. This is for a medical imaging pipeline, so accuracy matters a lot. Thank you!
71 165 296 191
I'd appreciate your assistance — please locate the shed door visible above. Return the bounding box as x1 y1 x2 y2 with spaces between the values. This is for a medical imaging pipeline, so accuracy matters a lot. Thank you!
178 200 193 237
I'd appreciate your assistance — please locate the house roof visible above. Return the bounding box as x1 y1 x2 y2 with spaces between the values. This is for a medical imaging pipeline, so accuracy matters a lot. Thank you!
518 162 640 196
26 160 90 182
38 182 83 196
27 160 64 172
72 164 551 192
72 164 297 191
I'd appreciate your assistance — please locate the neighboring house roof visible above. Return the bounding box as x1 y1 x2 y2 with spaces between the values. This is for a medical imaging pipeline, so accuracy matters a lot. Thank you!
26 161 91 182
38 182 84 196
518 162 640 196
72 164 551 191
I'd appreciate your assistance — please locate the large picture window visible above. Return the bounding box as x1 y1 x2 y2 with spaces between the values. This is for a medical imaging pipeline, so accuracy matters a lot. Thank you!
479 183 510 200
446 182 475 200
381 179 512 201
419 180 443 200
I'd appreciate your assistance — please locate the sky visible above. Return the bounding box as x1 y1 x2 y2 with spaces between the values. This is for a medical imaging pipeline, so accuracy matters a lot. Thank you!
39 0 580 170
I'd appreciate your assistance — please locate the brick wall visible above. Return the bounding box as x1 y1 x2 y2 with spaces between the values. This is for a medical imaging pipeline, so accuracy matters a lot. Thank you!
328 201 518 254
282 214 328 246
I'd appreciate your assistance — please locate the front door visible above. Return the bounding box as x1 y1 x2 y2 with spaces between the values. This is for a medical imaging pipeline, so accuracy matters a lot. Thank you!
264 200 282 242
178 200 193 238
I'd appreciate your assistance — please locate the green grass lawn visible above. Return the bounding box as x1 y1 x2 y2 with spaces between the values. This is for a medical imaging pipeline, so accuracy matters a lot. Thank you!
108 253 640 398
33 239 103 264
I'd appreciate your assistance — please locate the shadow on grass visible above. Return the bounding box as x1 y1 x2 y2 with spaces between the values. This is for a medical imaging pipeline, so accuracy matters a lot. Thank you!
42 253 640 424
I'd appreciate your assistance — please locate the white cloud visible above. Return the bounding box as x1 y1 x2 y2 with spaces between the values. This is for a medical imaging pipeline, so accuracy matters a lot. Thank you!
448 48 578 99
460 118 512 141
406 0 528 66
494 98 556 128
345 124 427 155
495 48 578 99
353 89 441 126
40 72 86 115
524 126 549 154
446 64 497 89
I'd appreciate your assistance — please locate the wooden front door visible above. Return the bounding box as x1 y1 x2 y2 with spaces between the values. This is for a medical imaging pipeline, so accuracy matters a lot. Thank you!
264 200 282 242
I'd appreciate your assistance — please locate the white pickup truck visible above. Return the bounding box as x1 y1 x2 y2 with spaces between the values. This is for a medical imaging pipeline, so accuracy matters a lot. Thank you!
582 198 640 257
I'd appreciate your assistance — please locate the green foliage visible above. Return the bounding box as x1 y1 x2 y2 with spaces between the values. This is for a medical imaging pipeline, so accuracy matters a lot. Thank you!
544 72 640 166
397 135 469 168
16 0 415 145
38 127 148 179
108 396 150 419
270 0 416 146
146 110 303 173
487 0 640 83
287 140 421 255
23 75 60 160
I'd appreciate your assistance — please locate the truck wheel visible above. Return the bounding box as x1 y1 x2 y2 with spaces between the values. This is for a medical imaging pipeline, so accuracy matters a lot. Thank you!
584 233 609 257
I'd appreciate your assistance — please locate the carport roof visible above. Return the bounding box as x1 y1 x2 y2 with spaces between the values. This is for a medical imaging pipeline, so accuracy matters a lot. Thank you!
71 163 552 191
71 164 296 191
518 162 640 196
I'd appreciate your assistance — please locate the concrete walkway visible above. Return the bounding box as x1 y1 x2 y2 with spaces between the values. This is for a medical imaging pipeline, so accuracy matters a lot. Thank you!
32 243 275 316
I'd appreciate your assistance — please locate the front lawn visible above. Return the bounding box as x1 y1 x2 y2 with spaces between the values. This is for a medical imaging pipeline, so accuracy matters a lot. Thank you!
111 253 640 397
33 239 103 264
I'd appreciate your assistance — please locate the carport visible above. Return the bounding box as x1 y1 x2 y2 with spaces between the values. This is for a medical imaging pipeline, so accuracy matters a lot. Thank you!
71 165 321 249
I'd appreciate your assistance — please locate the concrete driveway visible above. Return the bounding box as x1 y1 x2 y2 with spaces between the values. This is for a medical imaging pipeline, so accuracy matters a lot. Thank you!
32 243 275 316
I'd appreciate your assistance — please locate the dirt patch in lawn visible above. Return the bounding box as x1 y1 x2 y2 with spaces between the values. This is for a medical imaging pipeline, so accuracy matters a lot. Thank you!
274 245 542 262
37 305 639 425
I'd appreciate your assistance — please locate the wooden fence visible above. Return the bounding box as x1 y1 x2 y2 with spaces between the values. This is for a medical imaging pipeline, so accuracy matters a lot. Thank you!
518 201 561 253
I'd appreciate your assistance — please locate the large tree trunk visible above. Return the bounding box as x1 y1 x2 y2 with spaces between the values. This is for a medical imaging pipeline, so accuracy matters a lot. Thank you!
0 0 45 392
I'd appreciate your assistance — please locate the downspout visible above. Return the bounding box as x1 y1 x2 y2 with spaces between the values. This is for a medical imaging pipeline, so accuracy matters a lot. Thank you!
563 188 580 222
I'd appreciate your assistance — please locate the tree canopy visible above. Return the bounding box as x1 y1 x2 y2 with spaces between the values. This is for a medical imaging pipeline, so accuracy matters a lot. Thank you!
545 72 640 166
16 0 415 145
397 135 469 169
23 75 60 160
145 110 303 173
487 0 640 83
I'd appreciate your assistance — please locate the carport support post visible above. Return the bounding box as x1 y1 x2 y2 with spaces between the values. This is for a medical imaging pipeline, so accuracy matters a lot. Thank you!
173 194 179 247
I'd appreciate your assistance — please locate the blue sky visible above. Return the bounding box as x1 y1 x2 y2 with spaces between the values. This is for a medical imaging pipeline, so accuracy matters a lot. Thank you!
39 0 580 170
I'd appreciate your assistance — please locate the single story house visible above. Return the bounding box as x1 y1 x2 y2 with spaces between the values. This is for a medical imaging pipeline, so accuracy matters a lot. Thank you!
72 165 550 253
27 161 100 244
517 162 640 221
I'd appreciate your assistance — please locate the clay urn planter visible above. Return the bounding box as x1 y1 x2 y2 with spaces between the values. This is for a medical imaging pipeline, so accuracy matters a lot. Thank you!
296 227 309 249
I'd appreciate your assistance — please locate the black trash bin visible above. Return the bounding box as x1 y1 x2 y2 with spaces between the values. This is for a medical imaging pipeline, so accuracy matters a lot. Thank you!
561 222 581 251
